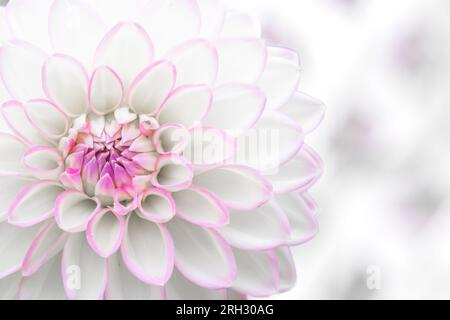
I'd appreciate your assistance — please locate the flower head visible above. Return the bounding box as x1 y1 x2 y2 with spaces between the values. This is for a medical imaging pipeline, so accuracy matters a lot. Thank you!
0 0 324 300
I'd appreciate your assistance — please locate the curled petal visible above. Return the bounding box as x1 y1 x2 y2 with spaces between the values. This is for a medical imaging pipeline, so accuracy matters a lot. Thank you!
86 208 124 258
22 146 64 180
55 190 100 233
8 180 64 227
0 132 29 176
89 66 124 115
151 154 193 192
137 188 176 224
121 213 174 286
24 99 69 140
152 124 190 155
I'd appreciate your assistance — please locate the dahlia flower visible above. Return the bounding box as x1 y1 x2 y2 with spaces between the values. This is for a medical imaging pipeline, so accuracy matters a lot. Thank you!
0 0 324 300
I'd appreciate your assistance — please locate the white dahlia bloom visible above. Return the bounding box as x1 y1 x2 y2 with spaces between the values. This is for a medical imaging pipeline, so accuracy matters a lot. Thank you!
0 0 324 300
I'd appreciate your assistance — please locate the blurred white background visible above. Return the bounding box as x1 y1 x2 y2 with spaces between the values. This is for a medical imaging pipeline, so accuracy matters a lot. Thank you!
221 0 450 300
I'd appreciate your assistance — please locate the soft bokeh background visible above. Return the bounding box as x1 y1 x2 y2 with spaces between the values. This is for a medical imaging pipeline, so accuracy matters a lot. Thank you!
2 0 450 300
221 0 450 300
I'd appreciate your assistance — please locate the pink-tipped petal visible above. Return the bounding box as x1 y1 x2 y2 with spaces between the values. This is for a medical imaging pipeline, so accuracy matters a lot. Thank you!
128 60 176 115
158 85 213 129
0 40 47 101
8 180 64 227
86 208 124 258
275 247 297 293
0 176 30 222
55 190 100 233
42 54 89 117
94 173 115 205
220 12 261 38
22 146 64 180
215 38 267 84
121 213 174 286
166 218 237 289
153 124 190 155
89 66 124 115
137 188 176 224
165 39 218 86
151 154 193 192
61 232 108 300
24 99 69 140
94 22 154 89
218 200 291 251
0 132 29 176
193 165 272 211
172 186 229 228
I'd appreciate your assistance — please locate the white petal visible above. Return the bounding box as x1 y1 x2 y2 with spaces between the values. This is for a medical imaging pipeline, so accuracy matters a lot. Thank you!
86 209 124 258
0 221 43 279
106 253 165 300
275 247 297 293
193 165 272 210
21 221 67 277
220 12 261 38
5 0 53 50
258 53 301 111
151 154 193 192
1 100 52 146
279 92 326 134
166 218 236 289
275 193 319 246
218 200 291 250
89 66 124 115
142 0 201 56
197 0 225 40
264 145 323 194
62 233 107 300
216 38 267 84
203 83 266 134
137 188 176 224
121 213 174 286
49 0 107 66
0 40 47 100
22 146 64 180
94 22 154 89
234 112 304 171
43 54 89 117
0 132 28 176
158 85 212 128
24 99 69 140
232 249 279 297
18 253 65 300
90 0 143 28
0 176 30 222
172 186 229 228
55 190 100 233
165 39 218 86
8 180 64 227
128 61 176 115
165 268 227 300
0 272 20 299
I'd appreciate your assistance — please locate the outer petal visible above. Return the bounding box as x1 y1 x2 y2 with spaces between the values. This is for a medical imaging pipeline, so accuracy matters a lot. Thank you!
90 0 143 29
0 132 29 176
218 200 291 251
258 51 301 111
24 99 69 140
128 61 176 115
275 247 297 293
121 213 174 286
166 218 236 289
197 0 225 40
215 38 267 84
279 92 326 135
220 12 261 38
172 186 229 228
192 165 272 211
61 232 108 300
0 40 47 100
55 190 100 233
8 180 65 227
203 83 266 134
49 0 107 66
165 268 227 300
22 146 64 180
42 54 89 117
165 39 218 86
136 188 176 224
232 249 279 297
157 85 213 129
18 253 65 300
89 66 124 115
94 22 154 88
106 253 165 300
0 176 30 222
275 193 319 246
142 0 201 56
0 221 43 279
0 272 21 299
151 154 193 192
5 0 53 50
86 208 124 258
21 221 68 277
264 145 323 194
